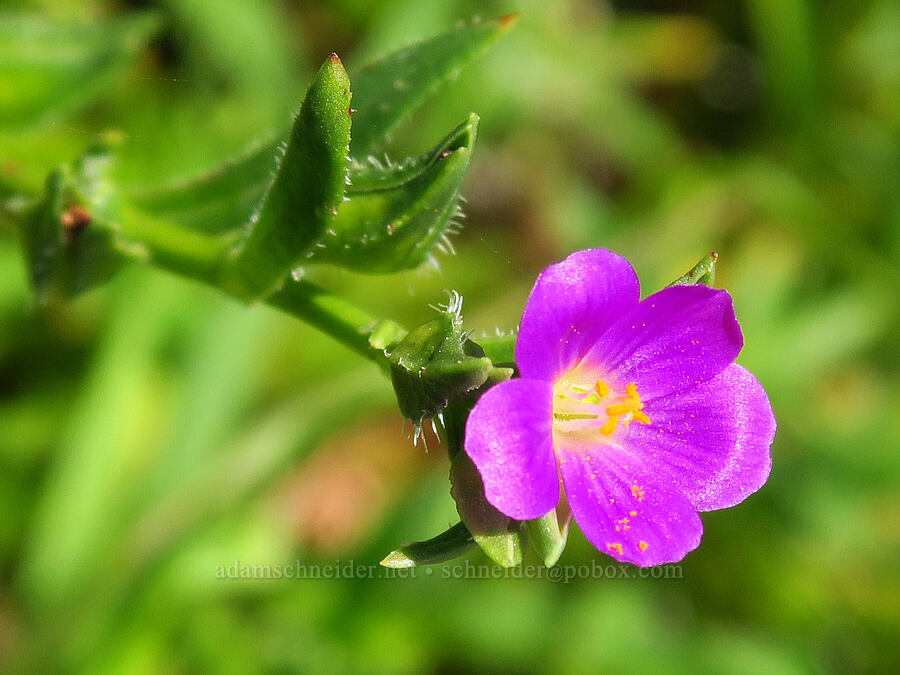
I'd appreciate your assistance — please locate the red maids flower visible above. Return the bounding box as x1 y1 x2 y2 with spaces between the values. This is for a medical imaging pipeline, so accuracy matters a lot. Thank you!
464 249 775 566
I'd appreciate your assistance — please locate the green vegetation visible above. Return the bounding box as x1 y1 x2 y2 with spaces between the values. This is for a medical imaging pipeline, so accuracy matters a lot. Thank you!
1 1 897 672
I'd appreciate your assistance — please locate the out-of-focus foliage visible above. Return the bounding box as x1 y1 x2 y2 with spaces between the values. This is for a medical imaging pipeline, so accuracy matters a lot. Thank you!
0 1 898 673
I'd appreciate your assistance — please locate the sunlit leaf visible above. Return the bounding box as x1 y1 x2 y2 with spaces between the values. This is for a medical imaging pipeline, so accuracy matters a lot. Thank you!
222 55 352 299
350 13 519 156
307 114 478 273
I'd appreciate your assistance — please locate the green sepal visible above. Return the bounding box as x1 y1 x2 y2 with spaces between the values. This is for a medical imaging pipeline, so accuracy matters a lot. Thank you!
450 451 523 568
669 251 718 287
367 319 408 351
441 363 513 461
306 115 477 273
439 357 520 567
350 13 519 156
19 137 141 302
222 54 352 300
388 292 492 422
525 510 570 568
470 332 517 368
380 521 476 568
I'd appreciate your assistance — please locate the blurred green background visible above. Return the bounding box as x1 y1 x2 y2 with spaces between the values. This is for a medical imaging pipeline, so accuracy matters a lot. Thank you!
1 0 899 672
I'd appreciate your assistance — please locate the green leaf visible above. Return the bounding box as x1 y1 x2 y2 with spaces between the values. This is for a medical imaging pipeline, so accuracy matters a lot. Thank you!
0 12 159 130
388 292 492 423
122 15 514 279
525 510 569 568
350 13 519 156
380 521 476 568
127 13 516 245
669 251 718 287
450 451 523 568
222 54 352 300
127 136 280 236
306 115 478 273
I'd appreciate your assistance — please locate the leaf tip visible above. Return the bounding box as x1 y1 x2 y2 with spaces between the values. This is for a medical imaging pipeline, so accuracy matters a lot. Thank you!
380 550 415 568
497 12 523 30
322 52 349 82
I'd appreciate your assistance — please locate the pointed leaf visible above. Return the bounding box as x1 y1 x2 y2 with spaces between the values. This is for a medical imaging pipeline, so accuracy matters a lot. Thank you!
380 521 476 568
222 54 352 299
350 14 519 155
307 115 477 273
128 136 280 236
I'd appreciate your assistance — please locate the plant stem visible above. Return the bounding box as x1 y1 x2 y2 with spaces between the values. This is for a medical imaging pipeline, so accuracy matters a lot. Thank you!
267 280 392 366
121 205 399 367
120 204 232 283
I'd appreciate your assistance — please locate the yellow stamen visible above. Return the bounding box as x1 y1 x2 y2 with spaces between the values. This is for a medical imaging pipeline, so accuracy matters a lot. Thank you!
605 402 640 416
606 543 624 555
631 484 645 501
598 381 651 436
632 410 651 425
639 541 649 551
554 379 651 437
599 415 619 436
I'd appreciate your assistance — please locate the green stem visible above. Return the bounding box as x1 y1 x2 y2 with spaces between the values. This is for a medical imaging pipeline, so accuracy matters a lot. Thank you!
119 205 400 367
120 204 233 283
267 280 393 366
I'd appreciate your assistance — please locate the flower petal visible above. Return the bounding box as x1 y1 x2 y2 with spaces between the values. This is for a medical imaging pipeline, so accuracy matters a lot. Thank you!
583 285 743 399
464 378 558 520
516 249 640 382
625 364 775 511
557 443 703 566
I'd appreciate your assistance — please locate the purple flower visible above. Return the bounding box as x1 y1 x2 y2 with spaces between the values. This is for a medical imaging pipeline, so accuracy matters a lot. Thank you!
464 249 774 566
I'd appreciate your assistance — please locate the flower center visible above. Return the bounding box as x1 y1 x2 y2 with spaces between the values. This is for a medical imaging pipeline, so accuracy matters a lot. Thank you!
553 377 651 438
